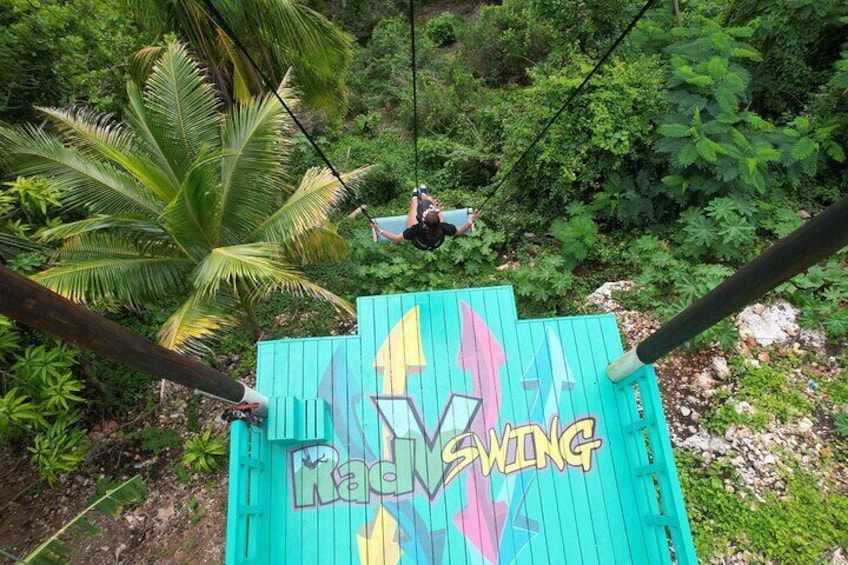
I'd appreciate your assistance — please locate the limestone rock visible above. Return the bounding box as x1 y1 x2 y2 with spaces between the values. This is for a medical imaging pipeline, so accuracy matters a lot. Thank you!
736 301 800 346
712 356 731 380
797 417 814 434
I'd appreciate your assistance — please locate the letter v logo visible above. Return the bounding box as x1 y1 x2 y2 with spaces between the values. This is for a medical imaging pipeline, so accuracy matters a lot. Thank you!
373 394 481 499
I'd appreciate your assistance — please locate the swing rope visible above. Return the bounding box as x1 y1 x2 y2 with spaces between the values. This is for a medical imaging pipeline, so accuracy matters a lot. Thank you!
198 0 373 222
200 0 655 225
475 0 656 214
409 0 420 188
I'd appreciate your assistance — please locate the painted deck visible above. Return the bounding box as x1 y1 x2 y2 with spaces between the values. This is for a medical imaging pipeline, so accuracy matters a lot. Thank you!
226 286 696 564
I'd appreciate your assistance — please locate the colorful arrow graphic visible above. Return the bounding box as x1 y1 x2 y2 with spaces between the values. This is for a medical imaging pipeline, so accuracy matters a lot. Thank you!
497 327 576 563
453 302 508 565
374 305 426 396
357 505 402 565
318 345 375 461
372 305 446 564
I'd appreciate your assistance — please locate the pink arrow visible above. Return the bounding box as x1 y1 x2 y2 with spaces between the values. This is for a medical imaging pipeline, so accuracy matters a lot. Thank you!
456 302 505 434
453 302 508 564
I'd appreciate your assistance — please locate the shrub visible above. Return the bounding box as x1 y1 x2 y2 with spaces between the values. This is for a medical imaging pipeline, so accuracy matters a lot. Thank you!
460 0 556 86
498 54 666 229
426 12 459 47
183 430 227 474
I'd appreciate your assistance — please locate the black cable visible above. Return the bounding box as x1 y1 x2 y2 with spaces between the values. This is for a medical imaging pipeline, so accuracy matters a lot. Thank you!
409 0 420 187
197 0 373 223
476 0 656 213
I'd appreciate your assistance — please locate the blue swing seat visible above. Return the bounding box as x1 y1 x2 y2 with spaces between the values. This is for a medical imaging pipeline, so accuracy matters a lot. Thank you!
371 208 475 242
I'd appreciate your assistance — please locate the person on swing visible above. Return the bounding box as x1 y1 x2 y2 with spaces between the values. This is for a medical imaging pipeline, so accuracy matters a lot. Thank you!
372 184 477 251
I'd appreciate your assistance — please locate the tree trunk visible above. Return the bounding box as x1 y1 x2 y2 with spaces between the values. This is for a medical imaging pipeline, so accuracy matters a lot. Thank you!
672 0 682 26
242 301 263 342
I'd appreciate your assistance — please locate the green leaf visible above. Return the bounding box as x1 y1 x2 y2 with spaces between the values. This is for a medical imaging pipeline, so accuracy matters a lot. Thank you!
706 57 728 78
791 137 817 161
658 123 690 138
696 138 718 162
677 143 699 166
686 75 715 87
25 475 146 564
826 143 846 163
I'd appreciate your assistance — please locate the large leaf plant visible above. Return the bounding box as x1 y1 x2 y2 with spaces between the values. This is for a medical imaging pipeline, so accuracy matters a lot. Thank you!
0 42 367 354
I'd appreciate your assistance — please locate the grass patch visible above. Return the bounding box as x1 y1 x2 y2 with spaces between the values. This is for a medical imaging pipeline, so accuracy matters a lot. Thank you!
702 358 812 433
677 450 848 563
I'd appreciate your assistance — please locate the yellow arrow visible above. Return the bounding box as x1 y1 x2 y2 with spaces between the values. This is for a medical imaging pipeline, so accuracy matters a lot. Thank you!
374 306 426 395
356 505 402 565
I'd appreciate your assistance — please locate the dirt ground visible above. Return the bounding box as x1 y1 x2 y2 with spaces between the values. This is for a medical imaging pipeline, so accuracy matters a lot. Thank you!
0 387 231 565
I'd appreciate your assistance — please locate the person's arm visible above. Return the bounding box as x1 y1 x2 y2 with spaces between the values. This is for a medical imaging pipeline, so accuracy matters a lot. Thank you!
372 221 405 243
455 211 479 235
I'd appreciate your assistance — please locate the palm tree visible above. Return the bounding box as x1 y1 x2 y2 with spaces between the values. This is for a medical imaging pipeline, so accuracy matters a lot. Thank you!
128 0 352 114
0 42 367 354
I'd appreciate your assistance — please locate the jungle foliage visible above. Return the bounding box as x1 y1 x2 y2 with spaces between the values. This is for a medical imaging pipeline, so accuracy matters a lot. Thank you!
0 6 846 557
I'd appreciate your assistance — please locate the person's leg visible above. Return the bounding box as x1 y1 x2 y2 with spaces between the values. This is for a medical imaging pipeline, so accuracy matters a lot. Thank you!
406 196 419 228
420 194 446 222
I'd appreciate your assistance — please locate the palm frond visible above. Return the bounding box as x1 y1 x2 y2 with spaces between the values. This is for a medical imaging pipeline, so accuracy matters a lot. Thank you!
192 242 282 297
125 82 183 191
33 234 191 306
218 0 352 114
0 125 163 217
142 42 221 183
217 77 295 243
282 225 349 265
157 291 238 355
259 271 355 317
38 106 178 203
24 475 146 565
252 165 370 244
129 45 166 85
38 216 168 243
159 152 221 257
0 230 42 260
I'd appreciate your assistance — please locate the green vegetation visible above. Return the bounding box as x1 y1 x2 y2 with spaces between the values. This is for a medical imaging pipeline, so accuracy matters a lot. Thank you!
702 357 813 433
182 429 227 474
1 41 367 355
677 452 848 564
0 1 846 561
128 0 352 113
24 475 146 563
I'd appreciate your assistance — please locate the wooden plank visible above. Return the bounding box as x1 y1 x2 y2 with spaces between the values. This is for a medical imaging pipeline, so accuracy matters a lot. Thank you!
0 265 249 402
237 286 698 565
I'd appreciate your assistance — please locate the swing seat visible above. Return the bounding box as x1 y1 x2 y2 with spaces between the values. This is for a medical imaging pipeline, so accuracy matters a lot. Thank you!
371 208 475 242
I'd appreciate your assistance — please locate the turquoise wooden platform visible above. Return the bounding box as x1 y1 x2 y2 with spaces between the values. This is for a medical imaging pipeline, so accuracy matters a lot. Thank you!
226 286 696 564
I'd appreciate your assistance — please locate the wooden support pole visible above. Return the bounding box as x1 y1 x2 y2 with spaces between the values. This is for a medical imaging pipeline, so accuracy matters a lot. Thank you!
607 194 848 382
0 265 267 410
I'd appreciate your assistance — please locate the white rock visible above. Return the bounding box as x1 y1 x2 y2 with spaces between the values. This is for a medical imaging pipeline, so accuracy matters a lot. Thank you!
736 301 800 346
680 430 730 454
712 356 731 380
799 328 827 349
764 454 776 465
680 406 692 417
831 547 847 565
797 417 814 434
156 504 175 521
697 371 716 390
586 280 635 310
734 401 755 415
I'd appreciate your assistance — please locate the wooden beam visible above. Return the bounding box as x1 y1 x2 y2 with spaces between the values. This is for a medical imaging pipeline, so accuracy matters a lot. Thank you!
0 265 265 407
608 194 848 381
